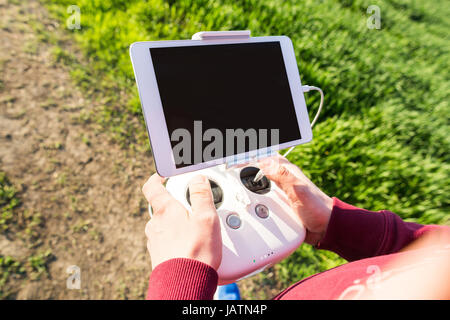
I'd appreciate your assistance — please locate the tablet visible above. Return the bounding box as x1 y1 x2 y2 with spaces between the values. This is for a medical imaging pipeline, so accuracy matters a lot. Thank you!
130 35 312 177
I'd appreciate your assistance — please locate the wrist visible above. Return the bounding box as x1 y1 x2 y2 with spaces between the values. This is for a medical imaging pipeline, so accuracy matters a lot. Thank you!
148 258 218 300
321 195 333 233
311 195 333 247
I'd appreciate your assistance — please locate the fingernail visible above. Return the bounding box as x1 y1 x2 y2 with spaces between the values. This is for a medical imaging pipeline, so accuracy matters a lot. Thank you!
259 157 278 176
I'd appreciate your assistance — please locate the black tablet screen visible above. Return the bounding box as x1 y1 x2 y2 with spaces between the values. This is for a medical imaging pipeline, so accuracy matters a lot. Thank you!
150 41 301 168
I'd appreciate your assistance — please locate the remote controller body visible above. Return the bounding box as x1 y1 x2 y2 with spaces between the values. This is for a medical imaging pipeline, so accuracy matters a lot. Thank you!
165 163 306 283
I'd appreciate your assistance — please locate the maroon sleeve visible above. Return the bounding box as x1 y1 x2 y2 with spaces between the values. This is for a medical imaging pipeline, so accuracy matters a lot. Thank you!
146 258 218 300
317 197 449 261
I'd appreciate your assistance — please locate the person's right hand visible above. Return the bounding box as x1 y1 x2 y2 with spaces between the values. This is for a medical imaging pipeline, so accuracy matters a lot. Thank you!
257 154 333 246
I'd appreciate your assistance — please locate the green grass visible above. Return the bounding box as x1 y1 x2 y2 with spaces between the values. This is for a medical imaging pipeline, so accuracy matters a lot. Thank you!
41 0 450 298
0 255 25 298
0 172 52 298
0 171 20 232
0 172 22 298
27 250 53 280
0 250 53 298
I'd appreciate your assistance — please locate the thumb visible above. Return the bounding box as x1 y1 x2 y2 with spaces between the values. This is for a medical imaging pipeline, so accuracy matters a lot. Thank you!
187 175 216 217
258 157 300 201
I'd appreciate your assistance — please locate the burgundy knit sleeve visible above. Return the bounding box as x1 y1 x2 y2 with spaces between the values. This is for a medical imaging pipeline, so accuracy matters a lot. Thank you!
146 258 218 300
316 197 449 261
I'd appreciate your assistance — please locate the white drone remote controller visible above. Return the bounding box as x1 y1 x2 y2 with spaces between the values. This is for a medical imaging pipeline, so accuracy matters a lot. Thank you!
133 30 320 283
165 163 306 283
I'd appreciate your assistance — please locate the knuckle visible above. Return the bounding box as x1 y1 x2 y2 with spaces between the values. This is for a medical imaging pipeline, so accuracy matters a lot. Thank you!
277 164 291 178
190 181 210 193
190 191 212 203
142 181 150 196
151 195 173 211
290 198 303 210
189 186 212 201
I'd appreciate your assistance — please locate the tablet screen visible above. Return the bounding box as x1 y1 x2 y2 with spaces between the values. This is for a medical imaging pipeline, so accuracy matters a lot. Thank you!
150 41 301 168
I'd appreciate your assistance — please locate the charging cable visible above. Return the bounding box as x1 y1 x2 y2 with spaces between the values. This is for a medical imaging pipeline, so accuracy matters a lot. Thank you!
253 84 324 182
281 85 324 158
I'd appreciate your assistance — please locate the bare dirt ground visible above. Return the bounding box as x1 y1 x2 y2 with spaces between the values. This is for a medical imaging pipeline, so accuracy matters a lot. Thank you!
0 0 277 300
0 0 154 299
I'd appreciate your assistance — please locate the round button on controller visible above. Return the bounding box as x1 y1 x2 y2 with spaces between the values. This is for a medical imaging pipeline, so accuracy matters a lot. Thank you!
255 204 269 219
226 214 241 229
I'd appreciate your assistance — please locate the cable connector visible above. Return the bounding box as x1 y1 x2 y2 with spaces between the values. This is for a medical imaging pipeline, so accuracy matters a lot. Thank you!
301 85 316 92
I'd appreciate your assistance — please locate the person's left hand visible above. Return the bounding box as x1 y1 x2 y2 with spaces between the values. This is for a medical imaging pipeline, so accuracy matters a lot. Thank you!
142 174 222 271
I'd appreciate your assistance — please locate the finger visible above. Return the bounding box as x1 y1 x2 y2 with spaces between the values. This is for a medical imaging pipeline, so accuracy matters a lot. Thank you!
257 157 278 177
258 157 302 203
258 156 297 186
142 173 174 214
187 175 216 217
142 173 166 201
